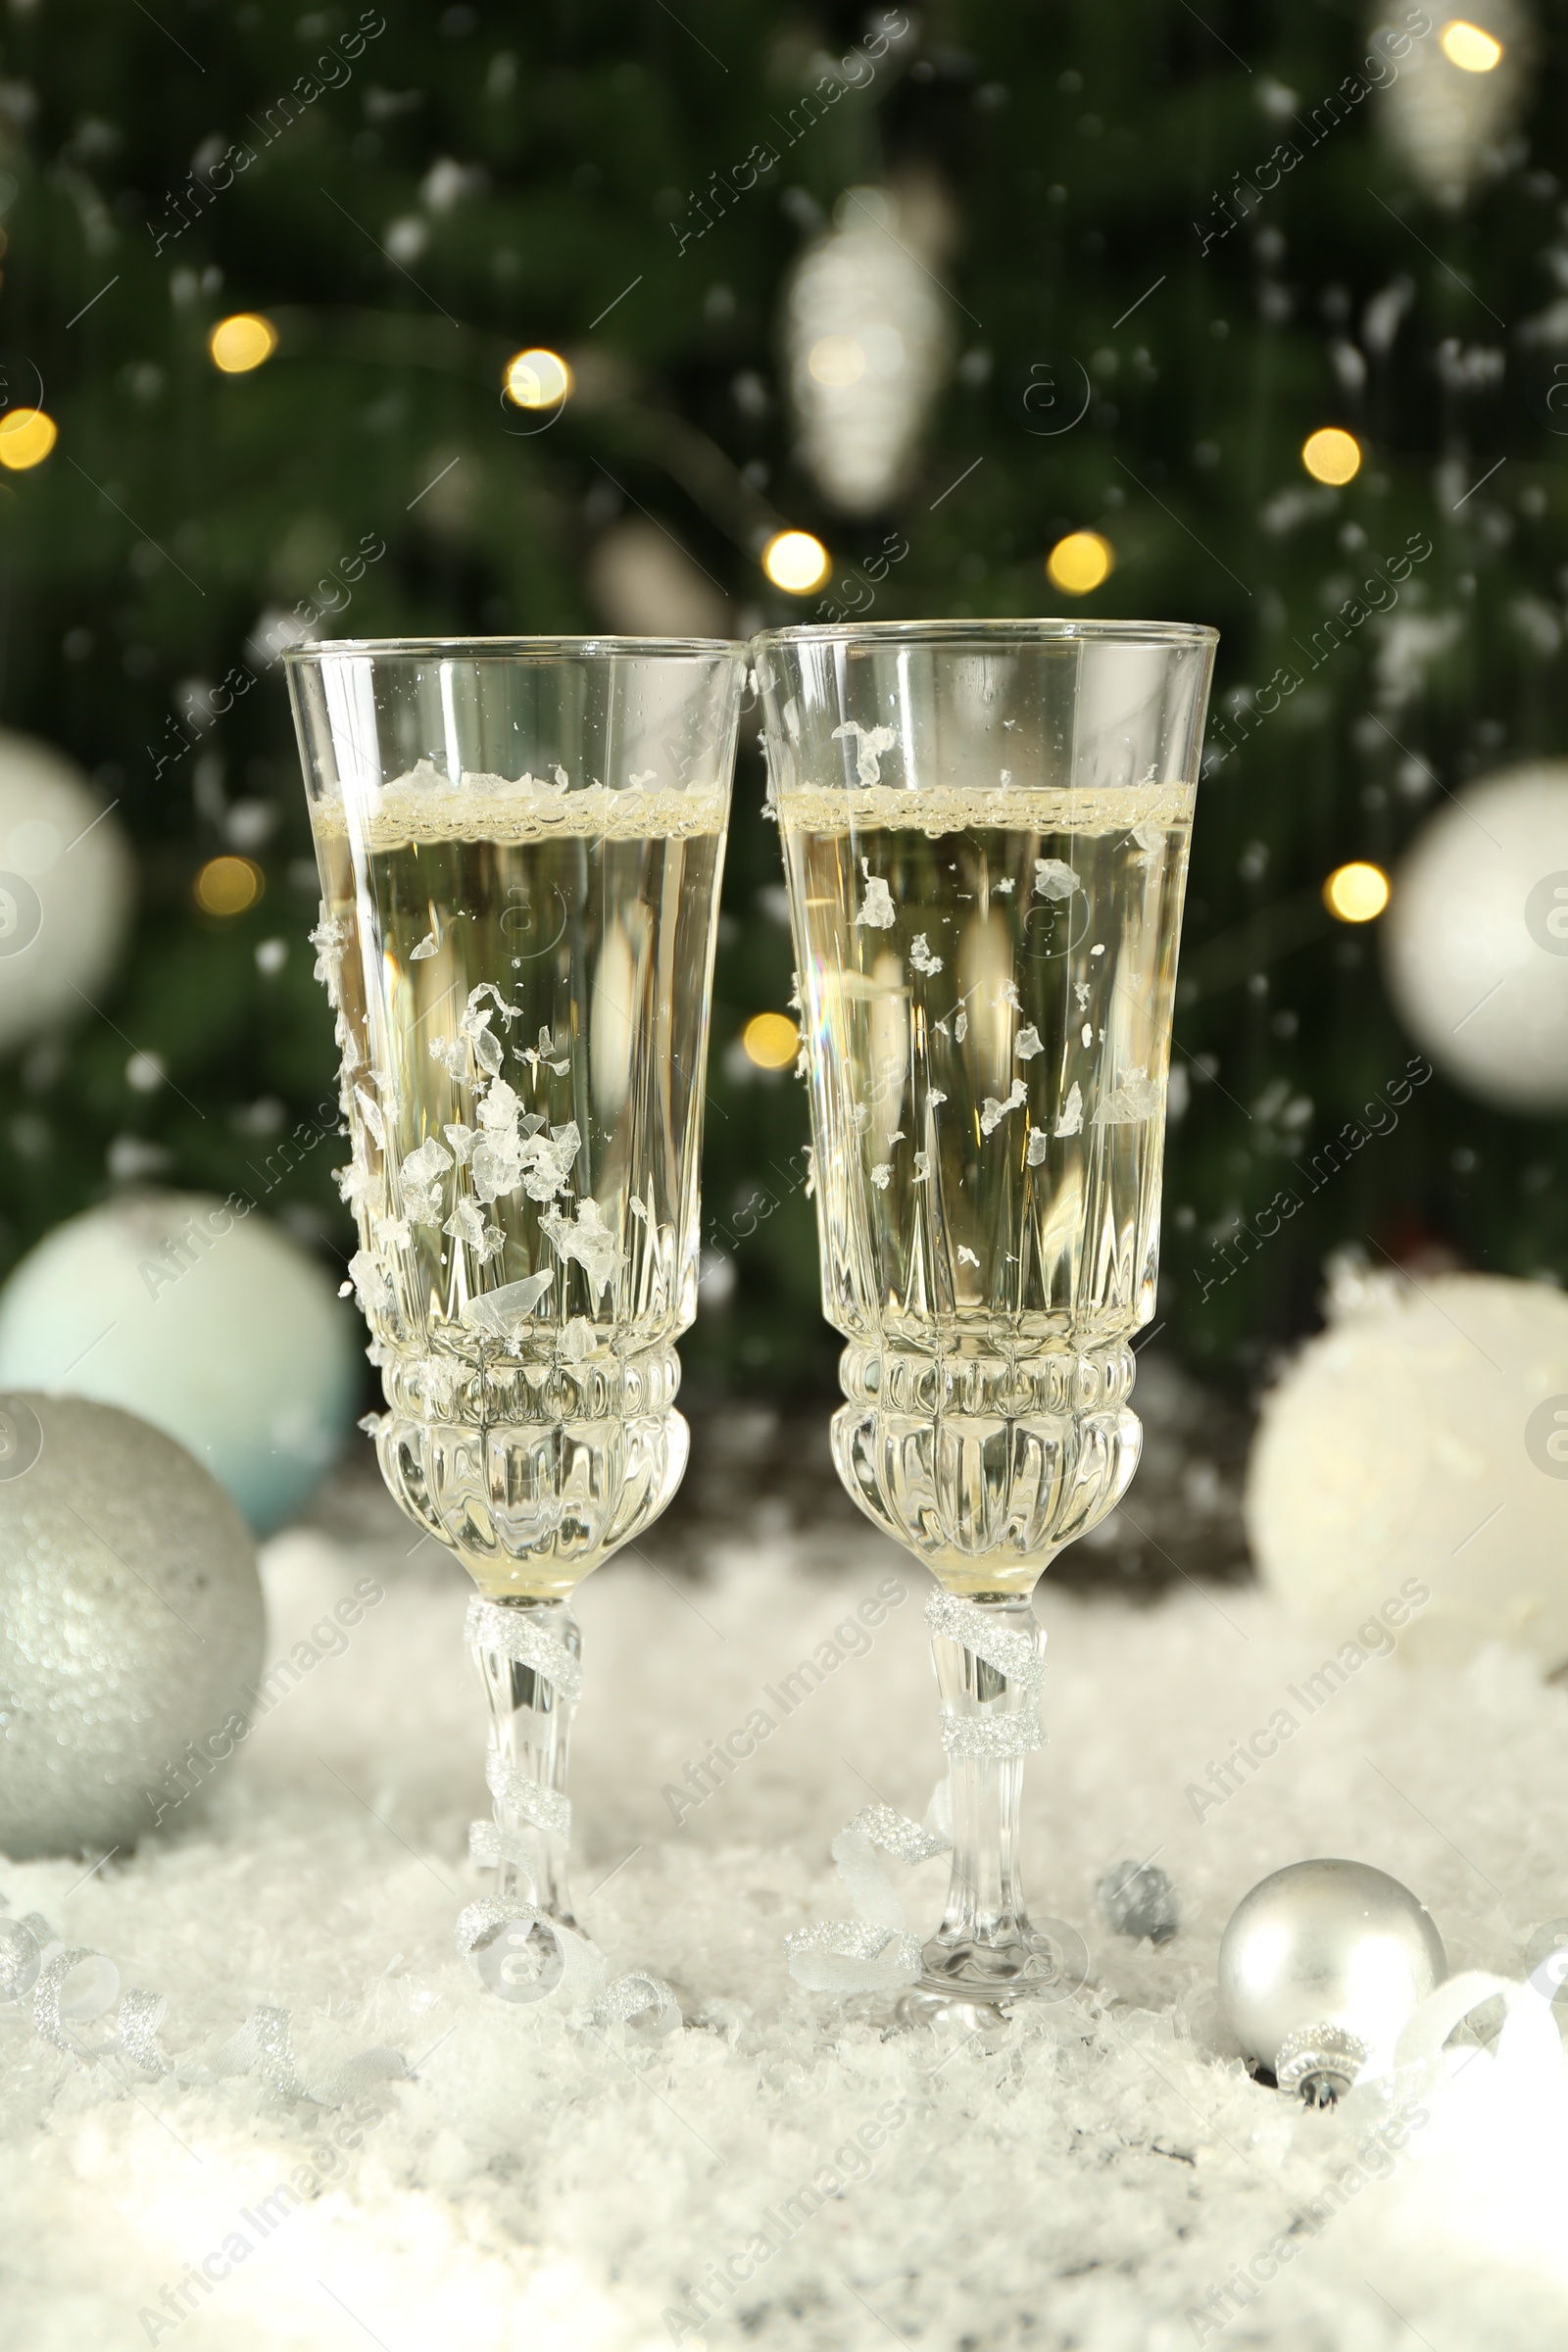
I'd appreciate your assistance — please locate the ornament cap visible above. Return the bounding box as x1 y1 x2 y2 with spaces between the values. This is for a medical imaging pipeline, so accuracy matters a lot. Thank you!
1275 2020 1370 2102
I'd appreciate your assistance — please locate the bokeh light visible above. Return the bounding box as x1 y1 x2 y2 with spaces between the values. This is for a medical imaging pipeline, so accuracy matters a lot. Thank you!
1046 531 1114 595
209 314 278 373
1323 860 1391 922
1301 427 1362 485
1441 19 1504 70
195 856 265 915
808 335 866 388
741 1012 800 1070
0 408 57 470
762 530 831 594
503 348 572 409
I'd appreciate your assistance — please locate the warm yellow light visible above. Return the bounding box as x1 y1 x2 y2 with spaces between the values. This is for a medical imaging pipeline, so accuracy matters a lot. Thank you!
808 334 866 388
1301 426 1362 485
741 1011 800 1070
1046 530 1114 596
0 408 57 469
1323 860 1390 922
195 855 265 915
1441 18 1503 70
762 529 831 594
209 313 278 373
503 348 572 409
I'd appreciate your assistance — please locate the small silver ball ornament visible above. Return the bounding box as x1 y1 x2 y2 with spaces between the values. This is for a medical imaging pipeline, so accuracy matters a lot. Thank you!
1218 1858 1446 2105
0 1393 265 1857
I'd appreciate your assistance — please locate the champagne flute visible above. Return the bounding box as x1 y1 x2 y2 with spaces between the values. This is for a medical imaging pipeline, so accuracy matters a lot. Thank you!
756 619 1215 2017
287 637 742 1936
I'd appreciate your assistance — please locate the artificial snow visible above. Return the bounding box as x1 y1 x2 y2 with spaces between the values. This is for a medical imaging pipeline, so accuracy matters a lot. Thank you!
4 1473 1567 2350
1093 1069 1163 1126
979 1079 1028 1137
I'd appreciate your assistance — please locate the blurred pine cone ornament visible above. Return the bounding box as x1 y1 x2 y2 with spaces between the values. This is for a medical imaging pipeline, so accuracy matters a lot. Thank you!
783 180 956 514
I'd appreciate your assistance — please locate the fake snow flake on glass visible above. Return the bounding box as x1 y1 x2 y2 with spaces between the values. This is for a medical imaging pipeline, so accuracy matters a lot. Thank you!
773 750 1194 1357
301 741 729 1467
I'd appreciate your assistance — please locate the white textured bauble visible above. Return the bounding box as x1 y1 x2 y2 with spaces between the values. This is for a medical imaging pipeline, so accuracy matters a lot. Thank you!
1219 1858 1446 2101
1383 761 1568 1110
785 182 954 514
1247 1271 1568 1670
0 1194 359 1534
0 728 134 1054
0 1394 264 1858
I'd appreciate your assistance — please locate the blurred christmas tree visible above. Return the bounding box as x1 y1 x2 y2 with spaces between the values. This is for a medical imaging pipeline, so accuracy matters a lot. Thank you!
0 0 1563 1409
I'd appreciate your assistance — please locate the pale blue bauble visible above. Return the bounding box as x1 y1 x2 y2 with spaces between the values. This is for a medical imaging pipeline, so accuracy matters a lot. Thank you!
0 1193 359 1532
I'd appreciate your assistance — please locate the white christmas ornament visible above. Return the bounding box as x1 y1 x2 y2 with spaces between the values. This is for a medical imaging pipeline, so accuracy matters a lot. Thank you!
0 729 134 1055
0 1193 359 1534
1383 761 1568 1110
1378 2 1527 208
785 182 955 514
0 1393 263 1858
1246 1267 1568 1671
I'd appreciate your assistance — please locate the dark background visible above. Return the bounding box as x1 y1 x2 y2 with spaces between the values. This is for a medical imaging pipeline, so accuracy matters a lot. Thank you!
0 0 1560 1421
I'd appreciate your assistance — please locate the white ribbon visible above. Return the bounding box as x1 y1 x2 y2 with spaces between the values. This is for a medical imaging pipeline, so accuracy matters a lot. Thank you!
786 1795 951 1994
926 1590 1048 1757
484 1750 571 1843
0 1897 406 2106
1393 1968 1568 2091
453 1892 681 2036
466 1595 583 1701
461 1790 679 2038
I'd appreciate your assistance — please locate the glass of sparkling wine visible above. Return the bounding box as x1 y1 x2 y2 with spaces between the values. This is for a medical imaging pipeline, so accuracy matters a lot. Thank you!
287 637 742 1935
756 619 1215 2017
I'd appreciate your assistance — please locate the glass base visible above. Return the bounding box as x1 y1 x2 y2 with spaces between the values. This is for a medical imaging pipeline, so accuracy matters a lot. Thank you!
894 1918 1089 2032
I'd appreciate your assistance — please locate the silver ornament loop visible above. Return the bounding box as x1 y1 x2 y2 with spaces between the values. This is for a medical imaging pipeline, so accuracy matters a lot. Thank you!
1275 2023 1371 2101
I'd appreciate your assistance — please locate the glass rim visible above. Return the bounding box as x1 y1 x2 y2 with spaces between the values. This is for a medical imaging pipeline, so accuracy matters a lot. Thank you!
281 633 744 664
751 617 1218 650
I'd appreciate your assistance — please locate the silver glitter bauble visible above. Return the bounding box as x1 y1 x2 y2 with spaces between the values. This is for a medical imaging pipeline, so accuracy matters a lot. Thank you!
0 1393 265 1858
1098 1858 1180 1944
1219 1858 1446 2105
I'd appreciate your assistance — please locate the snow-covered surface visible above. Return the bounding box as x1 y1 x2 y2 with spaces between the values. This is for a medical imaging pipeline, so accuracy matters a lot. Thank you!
4 1477 1568 2351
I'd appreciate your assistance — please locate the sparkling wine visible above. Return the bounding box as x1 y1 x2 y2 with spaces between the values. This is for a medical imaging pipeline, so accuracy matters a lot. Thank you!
781 781 1194 1346
313 770 727 1594
779 780 1193 1594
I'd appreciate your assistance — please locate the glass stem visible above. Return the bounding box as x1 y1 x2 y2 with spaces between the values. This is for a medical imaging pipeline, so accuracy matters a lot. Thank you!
925 1592 1046 1991
470 1595 581 1927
